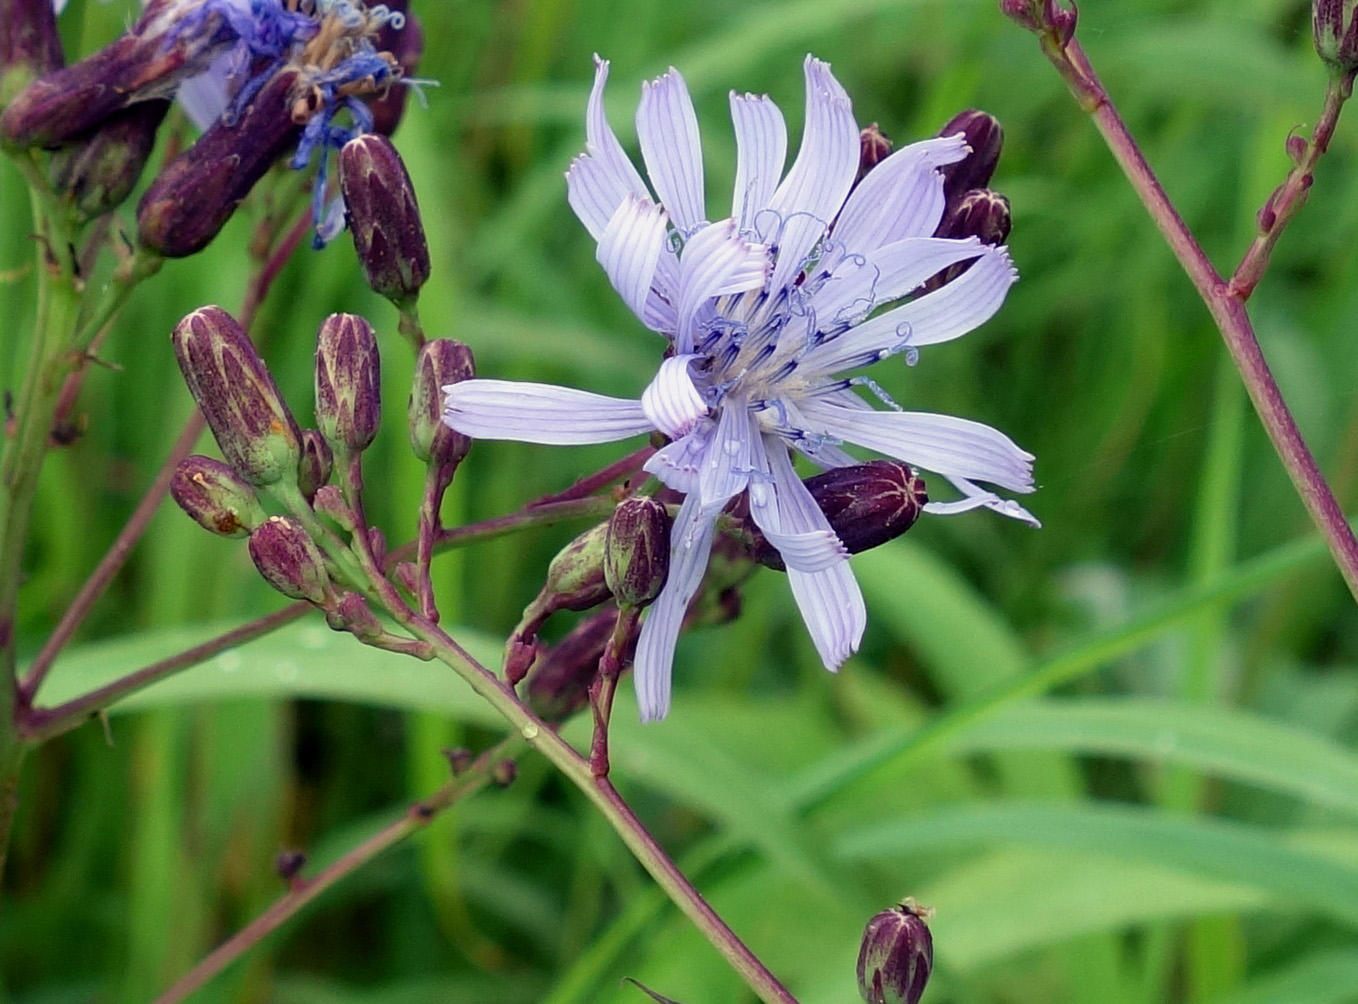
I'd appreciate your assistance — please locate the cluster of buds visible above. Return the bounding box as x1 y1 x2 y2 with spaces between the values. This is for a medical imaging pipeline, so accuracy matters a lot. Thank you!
857 902 934 1004
1 0 426 255
999 0 1077 47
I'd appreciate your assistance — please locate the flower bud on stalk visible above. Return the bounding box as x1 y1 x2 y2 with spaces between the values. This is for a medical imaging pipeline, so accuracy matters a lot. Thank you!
370 7 422 135
297 429 334 502
0 0 64 100
138 69 303 258
936 189 1011 246
170 455 266 537
338 132 431 307
1 0 224 149
527 606 635 722
743 462 928 571
857 902 933 1004
1000 0 1077 45
315 313 382 454
171 305 302 487
411 339 474 466
604 497 671 610
1315 1 1358 74
49 100 171 221
937 110 1003 206
248 515 333 605
856 123 893 184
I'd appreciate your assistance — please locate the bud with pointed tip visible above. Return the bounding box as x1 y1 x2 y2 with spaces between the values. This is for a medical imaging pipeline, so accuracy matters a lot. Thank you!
50 100 171 221
937 110 1003 204
248 515 332 604
856 123 893 183
297 429 334 502
171 305 302 487
315 313 381 454
338 132 430 306
170 455 266 537
539 523 611 615
604 497 671 609
138 70 303 258
857 902 933 1004
0 0 64 102
411 338 474 465
744 462 927 571
936 189 1011 246
1315 1 1358 73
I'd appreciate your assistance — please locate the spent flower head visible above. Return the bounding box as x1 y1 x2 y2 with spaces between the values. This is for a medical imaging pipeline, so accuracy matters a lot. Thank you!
444 55 1037 721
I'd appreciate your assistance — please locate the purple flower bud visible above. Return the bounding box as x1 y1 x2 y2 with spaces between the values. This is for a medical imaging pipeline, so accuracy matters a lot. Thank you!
370 6 422 136
936 189 1011 247
171 305 302 487
49 100 170 221
247 515 332 604
604 497 671 609
315 313 382 454
138 69 303 258
857 902 933 1004
937 110 1003 205
746 462 927 572
170 455 266 537
338 132 430 306
1000 0 1076 45
1 0 228 149
0 0 64 93
1314 1 1358 72
297 429 334 502
326 592 383 640
527 607 636 722
411 339 474 466
491 759 518 787
856 123 893 183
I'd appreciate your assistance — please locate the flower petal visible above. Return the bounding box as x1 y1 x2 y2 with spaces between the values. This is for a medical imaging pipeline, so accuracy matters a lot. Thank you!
598 195 669 325
675 219 770 353
566 56 651 240
800 395 1034 493
643 431 707 494
762 441 865 668
763 57 859 292
745 436 847 572
696 398 755 508
833 134 969 253
729 91 788 231
443 379 652 445
802 245 1017 372
637 67 706 234
925 476 1041 526
809 236 987 328
641 354 708 439
633 495 717 721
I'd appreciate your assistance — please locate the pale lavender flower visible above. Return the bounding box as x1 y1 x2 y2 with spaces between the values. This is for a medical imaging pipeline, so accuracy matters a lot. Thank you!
443 55 1036 721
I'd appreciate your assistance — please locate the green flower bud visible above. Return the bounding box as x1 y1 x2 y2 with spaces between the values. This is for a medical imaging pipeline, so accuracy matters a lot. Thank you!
409 338 474 466
170 455 266 538
542 522 611 614
171 305 302 488
857 902 933 1004
338 132 430 306
49 100 170 222
604 497 671 609
315 313 381 454
247 516 332 605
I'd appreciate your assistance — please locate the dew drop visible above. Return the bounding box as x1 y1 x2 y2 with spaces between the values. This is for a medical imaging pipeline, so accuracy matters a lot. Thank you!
520 722 540 740
216 651 243 674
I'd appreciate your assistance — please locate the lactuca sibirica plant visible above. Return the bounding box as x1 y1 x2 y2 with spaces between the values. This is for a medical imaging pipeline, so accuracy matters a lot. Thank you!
443 55 1037 720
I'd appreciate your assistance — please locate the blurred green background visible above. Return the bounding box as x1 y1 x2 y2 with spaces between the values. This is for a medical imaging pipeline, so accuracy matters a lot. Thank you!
5 0 1358 1002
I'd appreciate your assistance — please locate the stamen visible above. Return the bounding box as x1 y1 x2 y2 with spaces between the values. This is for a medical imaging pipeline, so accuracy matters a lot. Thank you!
848 376 904 411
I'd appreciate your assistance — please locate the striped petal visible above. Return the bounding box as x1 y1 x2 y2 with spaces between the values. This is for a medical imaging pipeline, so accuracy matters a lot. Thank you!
638 67 706 233
597 195 669 325
675 219 770 353
442 379 652 445
566 56 651 239
833 134 969 253
730 91 788 231
641 354 708 439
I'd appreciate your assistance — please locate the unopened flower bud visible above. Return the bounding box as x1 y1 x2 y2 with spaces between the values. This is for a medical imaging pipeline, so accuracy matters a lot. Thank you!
171 305 302 487
604 497 671 609
138 70 302 257
747 462 927 571
49 100 170 221
540 523 611 614
297 429 334 502
248 515 332 604
370 8 422 135
315 313 382 454
492 759 518 787
326 592 383 640
1000 0 1076 45
0 0 64 100
1314 0 1358 72
527 607 633 722
857 902 933 1004
411 338 474 465
938 110 1003 204
170 455 266 537
338 132 430 306
856 123 893 183
936 189 1011 246
1 1 226 149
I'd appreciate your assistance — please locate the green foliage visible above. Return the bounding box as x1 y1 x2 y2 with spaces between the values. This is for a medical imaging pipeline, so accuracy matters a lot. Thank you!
4 1 1358 1003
